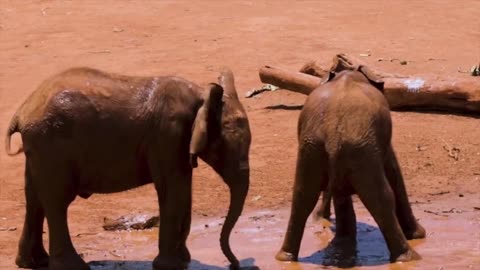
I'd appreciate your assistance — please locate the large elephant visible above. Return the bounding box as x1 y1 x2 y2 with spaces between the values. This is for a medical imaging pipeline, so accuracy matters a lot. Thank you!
275 67 426 263
5 67 251 270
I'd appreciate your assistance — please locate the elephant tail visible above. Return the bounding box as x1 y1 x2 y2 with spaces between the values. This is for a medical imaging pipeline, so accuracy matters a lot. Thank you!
5 112 23 156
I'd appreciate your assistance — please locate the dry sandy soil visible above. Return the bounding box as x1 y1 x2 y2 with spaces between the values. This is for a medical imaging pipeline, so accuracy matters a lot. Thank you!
0 1 479 269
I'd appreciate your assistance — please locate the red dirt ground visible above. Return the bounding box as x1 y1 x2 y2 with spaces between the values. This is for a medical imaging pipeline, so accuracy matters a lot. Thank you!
1 1 479 269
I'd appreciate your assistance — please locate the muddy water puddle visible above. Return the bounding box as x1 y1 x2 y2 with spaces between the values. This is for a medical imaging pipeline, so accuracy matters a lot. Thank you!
84 198 480 270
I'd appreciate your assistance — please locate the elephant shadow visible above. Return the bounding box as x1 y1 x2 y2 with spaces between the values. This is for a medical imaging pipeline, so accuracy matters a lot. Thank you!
300 221 390 268
84 257 259 270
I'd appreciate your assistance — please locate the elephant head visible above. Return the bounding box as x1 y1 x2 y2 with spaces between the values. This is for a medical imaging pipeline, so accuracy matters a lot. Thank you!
189 67 251 269
322 65 385 92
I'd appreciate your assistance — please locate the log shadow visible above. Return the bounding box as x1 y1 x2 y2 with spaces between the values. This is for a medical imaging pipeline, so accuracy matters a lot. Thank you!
85 257 259 270
265 104 480 118
264 104 304 110
299 221 390 268
392 107 480 119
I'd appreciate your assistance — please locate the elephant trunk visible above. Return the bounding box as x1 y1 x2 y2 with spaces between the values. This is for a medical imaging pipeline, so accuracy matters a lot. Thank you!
220 174 249 269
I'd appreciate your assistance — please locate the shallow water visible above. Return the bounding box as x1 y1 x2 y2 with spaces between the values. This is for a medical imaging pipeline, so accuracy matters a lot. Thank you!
85 199 480 270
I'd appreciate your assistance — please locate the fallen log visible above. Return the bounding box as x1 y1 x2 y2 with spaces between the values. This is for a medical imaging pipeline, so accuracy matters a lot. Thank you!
258 66 320 95
258 55 480 114
301 53 408 79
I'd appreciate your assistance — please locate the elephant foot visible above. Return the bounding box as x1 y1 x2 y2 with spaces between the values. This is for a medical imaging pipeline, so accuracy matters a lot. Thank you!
275 250 298 262
404 222 426 240
330 235 356 247
15 245 49 269
49 253 90 270
390 247 421 262
153 255 187 270
313 207 331 221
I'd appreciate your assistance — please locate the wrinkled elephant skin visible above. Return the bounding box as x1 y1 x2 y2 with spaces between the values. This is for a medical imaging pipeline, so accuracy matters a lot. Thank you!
277 67 426 264
6 67 251 270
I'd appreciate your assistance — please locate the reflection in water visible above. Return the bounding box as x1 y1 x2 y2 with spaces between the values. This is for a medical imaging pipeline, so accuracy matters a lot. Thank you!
301 221 388 268
90 258 260 270
84 202 480 270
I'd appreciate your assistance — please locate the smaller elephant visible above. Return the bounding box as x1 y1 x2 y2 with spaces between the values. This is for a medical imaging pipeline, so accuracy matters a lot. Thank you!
276 67 426 264
6 67 251 270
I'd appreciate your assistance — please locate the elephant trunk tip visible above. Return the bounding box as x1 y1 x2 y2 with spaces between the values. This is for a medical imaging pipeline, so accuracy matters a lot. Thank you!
219 180 248 269
220 214 241 268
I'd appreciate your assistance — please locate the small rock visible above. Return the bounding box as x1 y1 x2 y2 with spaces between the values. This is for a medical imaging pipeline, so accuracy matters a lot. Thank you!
459 194 464 197
252 195 262 201
416 145 427 151
112 27 124 33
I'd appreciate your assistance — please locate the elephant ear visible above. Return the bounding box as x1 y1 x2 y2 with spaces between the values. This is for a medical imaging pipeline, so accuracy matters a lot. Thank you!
189 83 224 168
357 65 385 92
218 67 238 99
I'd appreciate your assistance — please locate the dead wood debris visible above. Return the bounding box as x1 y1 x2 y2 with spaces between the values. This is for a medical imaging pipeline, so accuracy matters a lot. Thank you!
245 84 279 98
103 215 159 231
443 145 460 160
458 64 480 76
424 210 449 217
442 140 460 160
428 191 450 196
248 214 275 222
441 208 464 214
0 227 17 231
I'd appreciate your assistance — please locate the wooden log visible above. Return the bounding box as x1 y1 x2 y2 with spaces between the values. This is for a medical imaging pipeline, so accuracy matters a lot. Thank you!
383 77 480 112
299 60 330 78
258 66 321 95
302 53 407 79
259 64 480 114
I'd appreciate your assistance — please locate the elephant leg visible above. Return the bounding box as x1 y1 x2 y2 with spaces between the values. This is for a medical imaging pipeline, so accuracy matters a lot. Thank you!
352 160 420 262
15 163 49 269
36 168 89 270
153 171 192 270
325 193 357 266
179 180 192 263
314 192 332 221
276 148 325 262
332 194 356 241
384 147 425 240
